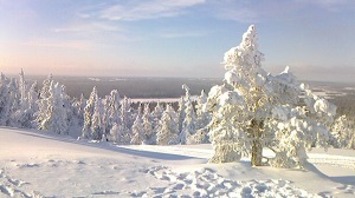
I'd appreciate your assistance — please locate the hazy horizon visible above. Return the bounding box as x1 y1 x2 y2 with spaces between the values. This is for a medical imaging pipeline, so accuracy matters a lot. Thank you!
1 0 354 82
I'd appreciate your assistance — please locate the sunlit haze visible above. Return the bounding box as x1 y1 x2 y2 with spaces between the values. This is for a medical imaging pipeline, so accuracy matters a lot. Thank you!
0 0 354 82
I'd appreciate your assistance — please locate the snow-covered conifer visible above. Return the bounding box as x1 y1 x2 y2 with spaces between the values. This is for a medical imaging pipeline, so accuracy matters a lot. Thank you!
330 115 355 149
1 78 20 126
18 69 27 108
142 103 155 144
105 90 121 138
130 105 145 145
121 96 132 132
196 90 211 129
180 84 197 144
35 74 53 128
156 105 179 145
110 123 130 144
177 97 186 134
82 86 98 139
91 97 104 140
37 81 69 134
72 93 86 126
207 25 336 168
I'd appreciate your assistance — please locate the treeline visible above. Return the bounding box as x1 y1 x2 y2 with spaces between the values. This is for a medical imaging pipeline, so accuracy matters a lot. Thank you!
0 70 211 145
0 70 354 149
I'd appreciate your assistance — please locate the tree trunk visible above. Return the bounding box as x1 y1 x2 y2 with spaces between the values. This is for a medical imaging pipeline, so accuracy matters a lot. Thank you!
251 137 262 166
251 120 263 166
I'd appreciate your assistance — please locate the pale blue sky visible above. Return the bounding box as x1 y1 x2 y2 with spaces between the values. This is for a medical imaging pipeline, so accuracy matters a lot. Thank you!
0 0 354 82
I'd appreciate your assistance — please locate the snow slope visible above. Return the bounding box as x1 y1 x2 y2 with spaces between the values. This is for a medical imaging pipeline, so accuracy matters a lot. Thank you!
0 127 354 197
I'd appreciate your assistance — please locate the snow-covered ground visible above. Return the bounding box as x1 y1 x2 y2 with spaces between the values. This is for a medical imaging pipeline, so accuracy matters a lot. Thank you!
0 127 354 198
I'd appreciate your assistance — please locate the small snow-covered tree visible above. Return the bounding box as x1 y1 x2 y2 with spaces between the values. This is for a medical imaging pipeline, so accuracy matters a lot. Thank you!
72 93 86 126
110 123 130 145
180 84 197 144
91 97 104 141
156 105 179 145
0 73 9 117
37 81 69 134
152 102 164 133
207 25 336 168
142 103 155 144
196 90 211 129
105 90 121 138
20 81 40 128
330 115 355 149
3 78 20 126
18 69 27 108
177 96 186 135
82 87 98 139
35 74 53 128
130 105 145 145
187 90 211 144
121 96 132 132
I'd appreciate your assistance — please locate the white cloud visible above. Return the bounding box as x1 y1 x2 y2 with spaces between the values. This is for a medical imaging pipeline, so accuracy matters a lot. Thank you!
53 22 122 33
160 31 208 39
23 38 93 50
99 0 206 21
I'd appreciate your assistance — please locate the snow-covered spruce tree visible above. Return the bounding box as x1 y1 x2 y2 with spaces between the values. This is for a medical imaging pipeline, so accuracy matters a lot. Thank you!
156 105 179 145
180 84 197 144
14 80 39 128
196 90 211 129
35 74 53 128
37 81 69 134
22 81 40 128
104 89 121 140
102 95 111 141
177 96 186 135
121 96 132 132
90 97 104 141
330 115 355 149
110 122 130 145
82 86 98 139
187 90 211 144
142 103 155 144
130 104 145 145
18 69 27 108
0 74 10 125
3 78 21 126
72 93 86 127
207 25 336 168
152 102 164 134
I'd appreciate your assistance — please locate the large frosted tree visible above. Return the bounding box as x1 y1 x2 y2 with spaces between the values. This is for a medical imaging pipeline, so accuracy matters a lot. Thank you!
207 25 336 168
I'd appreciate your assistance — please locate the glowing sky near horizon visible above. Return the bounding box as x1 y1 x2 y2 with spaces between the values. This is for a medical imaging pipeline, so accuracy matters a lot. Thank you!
0 0 354 82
